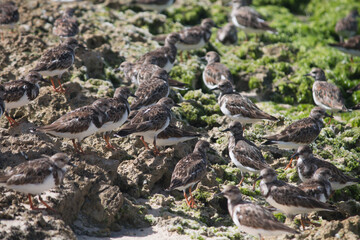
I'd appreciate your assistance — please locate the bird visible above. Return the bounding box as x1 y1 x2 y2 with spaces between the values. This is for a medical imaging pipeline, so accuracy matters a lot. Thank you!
215 80 278 125
91 87 134 149
176 18 218 60
167 140 212 208
0 153 74 211
115 62 187 89
292 145 360 191
298 168 332 203
142 123 200 147
329 35 360 61
31 38 81 94
216 23 238 45
115 97 178 155
130 69 170 110
222 121 270 185
1 72 47 126
335 9 358 43
136 33 180 72
34 105 104 153
220 185 299 239
262 107 331 154
53 8 79 39
0 1 19 41
305 68 349 112
254 168 335 230
230 0 276 40
202 51 233 90
130 0 175 12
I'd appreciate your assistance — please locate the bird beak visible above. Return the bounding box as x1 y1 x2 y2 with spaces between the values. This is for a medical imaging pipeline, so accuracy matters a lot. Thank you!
39 76 49 84
210 87 219 91
289 152 300 160
303 73 311 77
221 128 230 132
173 103 181 107
68 162 77 167
214 24 220 29
214 191 224 197
114 67 121 73
130 93 138 98
252 176 263 191
325 112 333 118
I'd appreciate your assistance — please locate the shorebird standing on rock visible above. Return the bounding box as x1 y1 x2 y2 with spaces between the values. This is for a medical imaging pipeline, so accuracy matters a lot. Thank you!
0 1 19 41
53 8 79 39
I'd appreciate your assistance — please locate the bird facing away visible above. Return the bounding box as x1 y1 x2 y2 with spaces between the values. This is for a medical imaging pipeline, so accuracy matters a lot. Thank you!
254 168 335 230
53 8 79 38
31 38 81 94
216 80 278 125
115 97 177 155
91 87 134 149
1 72 47 126
203 51 233 90
142 123 200 147
306 68 349 112
0 153 74 211
167 140 212 208
222 121 270 185
131 0 175 12
329 35 360 60
115 62 187 89
0 1 19 40
262 107 331 151
298 168 332 203
335 9 358 42
34 105 104 153
293 145 360 191
136 33 180 72
231 0 276 40
216 23 238 45
221 185 299 239
130 69 170 110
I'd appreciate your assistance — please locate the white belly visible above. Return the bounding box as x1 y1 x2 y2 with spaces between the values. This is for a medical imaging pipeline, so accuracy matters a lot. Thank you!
220 101 261 124
1 174 55 195
229 149 260 173
177 39 206 51
97 111 128 134
162 60 174 73
5 94 30 110
269 140 304 150
136 117 170 141
232 15 267 34
144 136 197 146
45 122 99 141
173 181 197 192
202 70 218 90
330 181 358 190
38 69 68 77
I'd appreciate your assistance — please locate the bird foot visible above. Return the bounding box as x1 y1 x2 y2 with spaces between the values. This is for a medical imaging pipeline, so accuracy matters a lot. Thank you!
5 115 19 127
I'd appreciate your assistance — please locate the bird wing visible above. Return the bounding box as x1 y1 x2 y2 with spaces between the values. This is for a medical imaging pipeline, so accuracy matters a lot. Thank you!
32 46 74 72
313 81 347 111
233 140 269 170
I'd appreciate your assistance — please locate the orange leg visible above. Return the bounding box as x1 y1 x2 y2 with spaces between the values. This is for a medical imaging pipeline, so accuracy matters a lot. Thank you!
153 138 160 155
55 78 66 94
238 174 245 186
38 195 56 212
28 194 37 210
72 139 79 152
140 136 150 149
186 51 191 60
5 113 19 127
77 142 84 153
183 191 191 207
284 158 294 170
104 134 115 150
300 216 306 231
50 77 57 91
189 187 196 208
180 51 184 62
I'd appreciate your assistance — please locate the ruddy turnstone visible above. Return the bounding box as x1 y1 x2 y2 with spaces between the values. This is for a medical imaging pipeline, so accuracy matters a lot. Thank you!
91 87 134 149
216 23 238 45
167 140 212 208
1 72 47 126
293 145 360 191
220 185 299 239
335 9 358 42
116 62 187 89
0 153 74 211
222 121 270 185
130 69 170 110
131 0 174 12
298 168 332 203
254 168 335 229
0 1 19 41
34 105 104 153
176 18 217 60
329 35 360 60
53 8 79 39
230 0 276 40
136 33 180 72
115 97 177 155
203 51 233 90
142 123 200 147
263 107 331 151
215 80 278 125
31 38 81 94
305 68 349 112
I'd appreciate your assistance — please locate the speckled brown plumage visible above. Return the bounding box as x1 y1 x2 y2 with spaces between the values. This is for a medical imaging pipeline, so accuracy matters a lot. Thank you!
335 9 358 42
216 23 238 45
0 1 19 25
203 52 233 90
329 35 360 53
298 168 332 202
53 8 79 38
